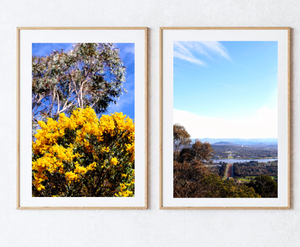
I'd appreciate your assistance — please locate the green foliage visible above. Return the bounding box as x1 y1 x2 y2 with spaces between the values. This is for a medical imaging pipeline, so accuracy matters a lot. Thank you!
174 161 260 198
173 124 260 198
173 124 191 161
201 175 259 198
179 140 214 163
234 162 277 177
32 43 126 129
247 175 278 198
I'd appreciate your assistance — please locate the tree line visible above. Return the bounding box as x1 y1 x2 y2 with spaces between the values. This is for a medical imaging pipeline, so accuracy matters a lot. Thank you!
233 162 278 177
173 124 260 198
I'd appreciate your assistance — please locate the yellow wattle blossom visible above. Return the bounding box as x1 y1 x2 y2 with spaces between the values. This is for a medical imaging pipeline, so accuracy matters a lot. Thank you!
74 163 87 175
115 182 134 197
101 147 110 153
110 157 118 166
65 172 79 182
87 162 97 171
32 106 135 197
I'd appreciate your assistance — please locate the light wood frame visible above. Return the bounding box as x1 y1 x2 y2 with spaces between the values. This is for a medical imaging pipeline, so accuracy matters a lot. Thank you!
17 27 148 210
159 27 291 210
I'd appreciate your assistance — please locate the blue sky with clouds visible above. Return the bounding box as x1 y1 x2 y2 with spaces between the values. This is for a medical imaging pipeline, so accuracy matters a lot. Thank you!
173 41 278 139
32 42 135 119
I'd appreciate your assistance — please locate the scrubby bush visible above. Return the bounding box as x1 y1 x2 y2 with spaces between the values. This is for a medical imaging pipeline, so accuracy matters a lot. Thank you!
247 175 277 198
174 161 259 198
32 107 135 197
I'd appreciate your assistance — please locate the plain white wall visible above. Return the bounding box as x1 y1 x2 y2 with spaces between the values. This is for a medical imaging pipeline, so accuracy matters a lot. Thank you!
0 0 299 246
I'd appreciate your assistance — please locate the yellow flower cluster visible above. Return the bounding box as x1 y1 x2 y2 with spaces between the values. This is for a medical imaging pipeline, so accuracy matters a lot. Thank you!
32 107 135 197
101 147 110 153
65 162 98 184
110 157 118 166
125 143 135 162
115 181 134 197
65 171 79 182
115 170 135 197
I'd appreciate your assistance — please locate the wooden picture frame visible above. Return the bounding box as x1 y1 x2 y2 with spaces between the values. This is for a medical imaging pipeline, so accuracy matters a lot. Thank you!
17 27 148 209
160 27 290 209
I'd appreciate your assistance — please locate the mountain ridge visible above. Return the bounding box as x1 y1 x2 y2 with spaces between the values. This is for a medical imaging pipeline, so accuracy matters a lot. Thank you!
192 138 278 145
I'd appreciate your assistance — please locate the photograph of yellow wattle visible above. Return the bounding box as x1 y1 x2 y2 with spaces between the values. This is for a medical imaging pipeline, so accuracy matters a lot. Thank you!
32 43 135 197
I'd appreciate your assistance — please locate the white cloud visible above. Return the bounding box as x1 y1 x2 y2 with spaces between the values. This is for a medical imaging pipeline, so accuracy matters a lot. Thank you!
173 107 277 139
105 91 134 116
173 41 232 66
173 50 206 66
200 41 231 61
124 45 135 54
105 74 134 116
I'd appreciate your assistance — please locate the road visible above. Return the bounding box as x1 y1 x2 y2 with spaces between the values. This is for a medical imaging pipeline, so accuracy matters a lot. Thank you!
224 163 234 179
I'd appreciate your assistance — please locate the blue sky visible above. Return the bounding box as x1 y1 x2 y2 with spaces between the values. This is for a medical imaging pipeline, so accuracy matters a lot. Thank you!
32 42 135 119
173 41 278 139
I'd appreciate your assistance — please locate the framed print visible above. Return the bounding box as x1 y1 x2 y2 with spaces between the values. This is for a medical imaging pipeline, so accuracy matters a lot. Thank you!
17 27 148 209
160 27 290 209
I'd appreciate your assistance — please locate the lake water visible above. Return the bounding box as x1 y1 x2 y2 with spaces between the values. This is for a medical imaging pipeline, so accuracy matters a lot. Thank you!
213 158 278 163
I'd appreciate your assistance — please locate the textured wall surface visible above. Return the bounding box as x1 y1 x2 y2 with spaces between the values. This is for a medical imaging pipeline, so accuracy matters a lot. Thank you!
0 0 299 246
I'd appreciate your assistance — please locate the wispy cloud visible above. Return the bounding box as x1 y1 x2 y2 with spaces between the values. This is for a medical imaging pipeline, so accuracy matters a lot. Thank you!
105 72 135 118
200 41 231 61
173 41 232 66
174 51 206 66
173 42 207 66
115 43 135 55
105 90 134 116
123 44 135 54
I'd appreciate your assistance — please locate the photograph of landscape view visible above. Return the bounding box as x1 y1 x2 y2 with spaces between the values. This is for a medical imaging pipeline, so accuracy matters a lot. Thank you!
173 40 278 198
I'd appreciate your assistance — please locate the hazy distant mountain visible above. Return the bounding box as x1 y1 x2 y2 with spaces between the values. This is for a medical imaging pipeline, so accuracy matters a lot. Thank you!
193 138 278 146
212 141 238 145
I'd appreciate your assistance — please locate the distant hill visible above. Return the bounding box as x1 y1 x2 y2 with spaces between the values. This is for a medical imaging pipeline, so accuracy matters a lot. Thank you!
212 141 238 146
193 138 278 146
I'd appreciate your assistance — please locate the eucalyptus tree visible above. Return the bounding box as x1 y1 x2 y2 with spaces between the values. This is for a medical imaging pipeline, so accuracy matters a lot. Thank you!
32 43 126 129
173 124 192 161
